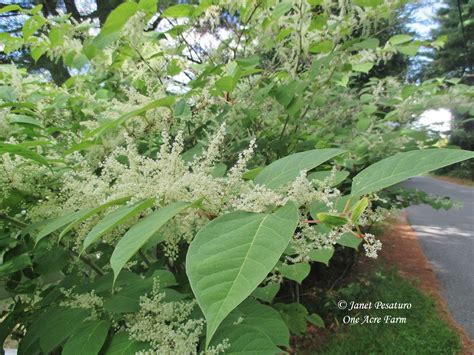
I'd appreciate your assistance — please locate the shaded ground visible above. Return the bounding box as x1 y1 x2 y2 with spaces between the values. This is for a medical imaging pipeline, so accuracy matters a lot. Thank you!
403 176 474 339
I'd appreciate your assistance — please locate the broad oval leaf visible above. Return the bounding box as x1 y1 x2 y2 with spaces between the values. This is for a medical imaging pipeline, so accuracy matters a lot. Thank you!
162 4 194 18
62 320 110 355
308 247 334 266
92 2 138 49
251 283 280 303
209 299 290 354
186 202 299 346
254 149 345 189
337 232 362 250
279 263 310 284
306 313 325 328
308 170 349 187
352 62 374 73
389 34 413 45
104 332 149 355
110 201 191 283
351 149 474 196
39 308 89 353
83 198 155 252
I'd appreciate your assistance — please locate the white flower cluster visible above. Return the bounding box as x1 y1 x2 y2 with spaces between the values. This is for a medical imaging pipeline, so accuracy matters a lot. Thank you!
59 289 104 319
33 124 352 262
363 233 383 259
0 153 54 214
289 223 345 263
125 279 205 354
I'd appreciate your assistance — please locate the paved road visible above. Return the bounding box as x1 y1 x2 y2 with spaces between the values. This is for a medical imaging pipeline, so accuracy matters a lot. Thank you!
403 176 474 338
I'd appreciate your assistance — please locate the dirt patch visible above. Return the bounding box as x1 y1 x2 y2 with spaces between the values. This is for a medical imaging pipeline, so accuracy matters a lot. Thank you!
380 212 473 354
433 175 474 187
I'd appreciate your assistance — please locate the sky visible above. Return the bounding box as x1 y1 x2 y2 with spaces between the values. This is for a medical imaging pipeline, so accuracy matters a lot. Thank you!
407 1 453 133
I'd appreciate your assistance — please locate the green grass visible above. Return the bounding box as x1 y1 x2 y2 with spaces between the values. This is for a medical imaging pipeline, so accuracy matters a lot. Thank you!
312 271 461 354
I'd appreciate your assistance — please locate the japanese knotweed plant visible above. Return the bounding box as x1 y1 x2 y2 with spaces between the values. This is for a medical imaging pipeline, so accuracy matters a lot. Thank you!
1 125 472 353
0 0 474 354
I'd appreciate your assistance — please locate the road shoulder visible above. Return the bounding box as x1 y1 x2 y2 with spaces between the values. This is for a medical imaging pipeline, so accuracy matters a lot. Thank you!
380 212 473 354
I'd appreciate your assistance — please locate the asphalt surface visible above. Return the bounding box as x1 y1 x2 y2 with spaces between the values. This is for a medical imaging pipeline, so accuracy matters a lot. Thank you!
403 176 474 338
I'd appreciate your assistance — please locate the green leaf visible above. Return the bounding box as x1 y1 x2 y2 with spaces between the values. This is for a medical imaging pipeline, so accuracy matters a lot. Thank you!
277 28 293 41
211 163 227 177
286 97 305 117
92 2 138 49
351 197 369 224
138 0 158 14
398 43 420 56
22 16 46 39
272 1 293 19
83 198 155 251
210 299 289 353
309 13 327 30
274 81 297 108
353 0 382 7
215 76 236 92
36 210 87 245
279 263 310 283
104 283 184 314
242 167 264 180
104 332 148 355
19 307 89 354
59 197 131 241
62 320 110 355
167 59 181 76
351 149 474 196
103 276 154 313
309 40 333 53
352 62 374 73
0 142 49 166
274 303 308 335
39 308 89 353
254 149 345 189
251 283 280 303
389 34 413 45
0 5 20 13
186 202 299 347
308 247 334 266
309 201 330 216
352 38 380 50
306 313 325 327
337 232 362 250
0 254 31 276
9 115 44 128
401 85 416 99
87 97 175 138
111 201 192 283
317 213 348 227
162 4 194 18
308 170 349 187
